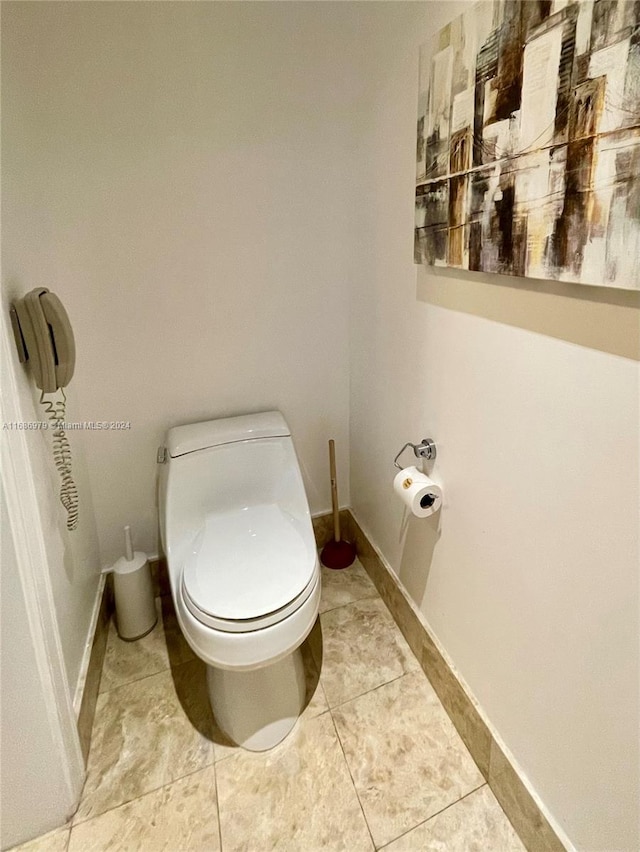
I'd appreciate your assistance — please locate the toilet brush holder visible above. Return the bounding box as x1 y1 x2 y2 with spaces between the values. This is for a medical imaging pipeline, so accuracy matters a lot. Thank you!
113 552 157 640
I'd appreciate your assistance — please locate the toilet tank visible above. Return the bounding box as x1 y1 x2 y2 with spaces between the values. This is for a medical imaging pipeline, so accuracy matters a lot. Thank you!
159 412 311 575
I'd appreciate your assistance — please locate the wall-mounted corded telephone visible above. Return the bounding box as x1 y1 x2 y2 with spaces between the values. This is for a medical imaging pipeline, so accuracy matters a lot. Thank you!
10 288 79 531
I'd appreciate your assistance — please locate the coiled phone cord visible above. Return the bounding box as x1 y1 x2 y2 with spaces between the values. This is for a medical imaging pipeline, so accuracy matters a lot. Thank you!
40 389 79 531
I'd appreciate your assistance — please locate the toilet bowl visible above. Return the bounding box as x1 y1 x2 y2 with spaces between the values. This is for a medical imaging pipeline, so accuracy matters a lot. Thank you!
158 411 321 751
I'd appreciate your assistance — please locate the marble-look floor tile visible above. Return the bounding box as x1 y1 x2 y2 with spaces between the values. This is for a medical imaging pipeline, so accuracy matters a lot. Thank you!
8 828 69 852
212 637 328 763
346 514 494 780
68 766 220 852
99 601 167 693
216 712 373 852
332 670 484 848
319 558 378 614
76 663 216 822
383 785 525 851
422 635 493 779
99 596 195 694
315 597 418 707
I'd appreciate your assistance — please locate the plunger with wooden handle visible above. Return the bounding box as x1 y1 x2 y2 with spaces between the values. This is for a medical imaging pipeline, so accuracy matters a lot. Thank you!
320 439 356 569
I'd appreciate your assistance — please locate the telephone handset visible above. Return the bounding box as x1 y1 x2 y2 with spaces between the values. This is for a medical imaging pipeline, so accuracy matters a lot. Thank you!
10 288 79 531
11 287 75 393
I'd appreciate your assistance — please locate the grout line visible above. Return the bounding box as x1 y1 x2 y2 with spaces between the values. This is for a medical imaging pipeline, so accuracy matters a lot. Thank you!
80 634 178 774
316 678 329 712
96 632 198 698
376 782 488 850
325 669 412 714
211 749 235 765
212 756 224 852
97 611 168 695
318 598 422 714
75 655 213 828
327 709 377 851
96 658 173 698
72 760 218 828
318 588 380 616
70 754 95 826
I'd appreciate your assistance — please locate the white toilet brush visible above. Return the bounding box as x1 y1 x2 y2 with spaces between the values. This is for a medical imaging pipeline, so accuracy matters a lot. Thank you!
112 525 157 640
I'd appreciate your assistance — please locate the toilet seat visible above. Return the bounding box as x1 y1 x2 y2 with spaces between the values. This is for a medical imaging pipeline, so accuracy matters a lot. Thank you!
182 569 318 633
180 503 317 634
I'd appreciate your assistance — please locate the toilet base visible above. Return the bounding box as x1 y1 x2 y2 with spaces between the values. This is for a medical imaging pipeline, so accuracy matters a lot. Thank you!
206 648 306 751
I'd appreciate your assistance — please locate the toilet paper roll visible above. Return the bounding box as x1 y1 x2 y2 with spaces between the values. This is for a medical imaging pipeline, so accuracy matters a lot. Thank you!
393 465 442 518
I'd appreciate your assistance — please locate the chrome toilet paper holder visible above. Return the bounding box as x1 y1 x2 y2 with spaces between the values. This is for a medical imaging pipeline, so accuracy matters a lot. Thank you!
393 438 437 469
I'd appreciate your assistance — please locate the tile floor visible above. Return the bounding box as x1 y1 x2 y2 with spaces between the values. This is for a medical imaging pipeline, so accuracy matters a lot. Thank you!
13 559 525 852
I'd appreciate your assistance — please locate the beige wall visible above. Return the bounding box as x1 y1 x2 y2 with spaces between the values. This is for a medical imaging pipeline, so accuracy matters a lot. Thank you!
349 4 640 851
2 1 359 568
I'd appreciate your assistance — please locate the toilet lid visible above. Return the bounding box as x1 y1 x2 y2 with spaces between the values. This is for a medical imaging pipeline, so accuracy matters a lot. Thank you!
181 504 317 622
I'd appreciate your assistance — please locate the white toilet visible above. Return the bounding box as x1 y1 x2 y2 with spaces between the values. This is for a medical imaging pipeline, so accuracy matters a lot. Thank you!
158 411 321 751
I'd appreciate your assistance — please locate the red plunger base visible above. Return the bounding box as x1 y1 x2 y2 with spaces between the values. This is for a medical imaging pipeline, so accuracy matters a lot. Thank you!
320 539 357 570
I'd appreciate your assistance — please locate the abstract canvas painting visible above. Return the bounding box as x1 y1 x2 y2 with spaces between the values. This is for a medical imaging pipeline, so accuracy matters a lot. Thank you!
415 0 640 289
